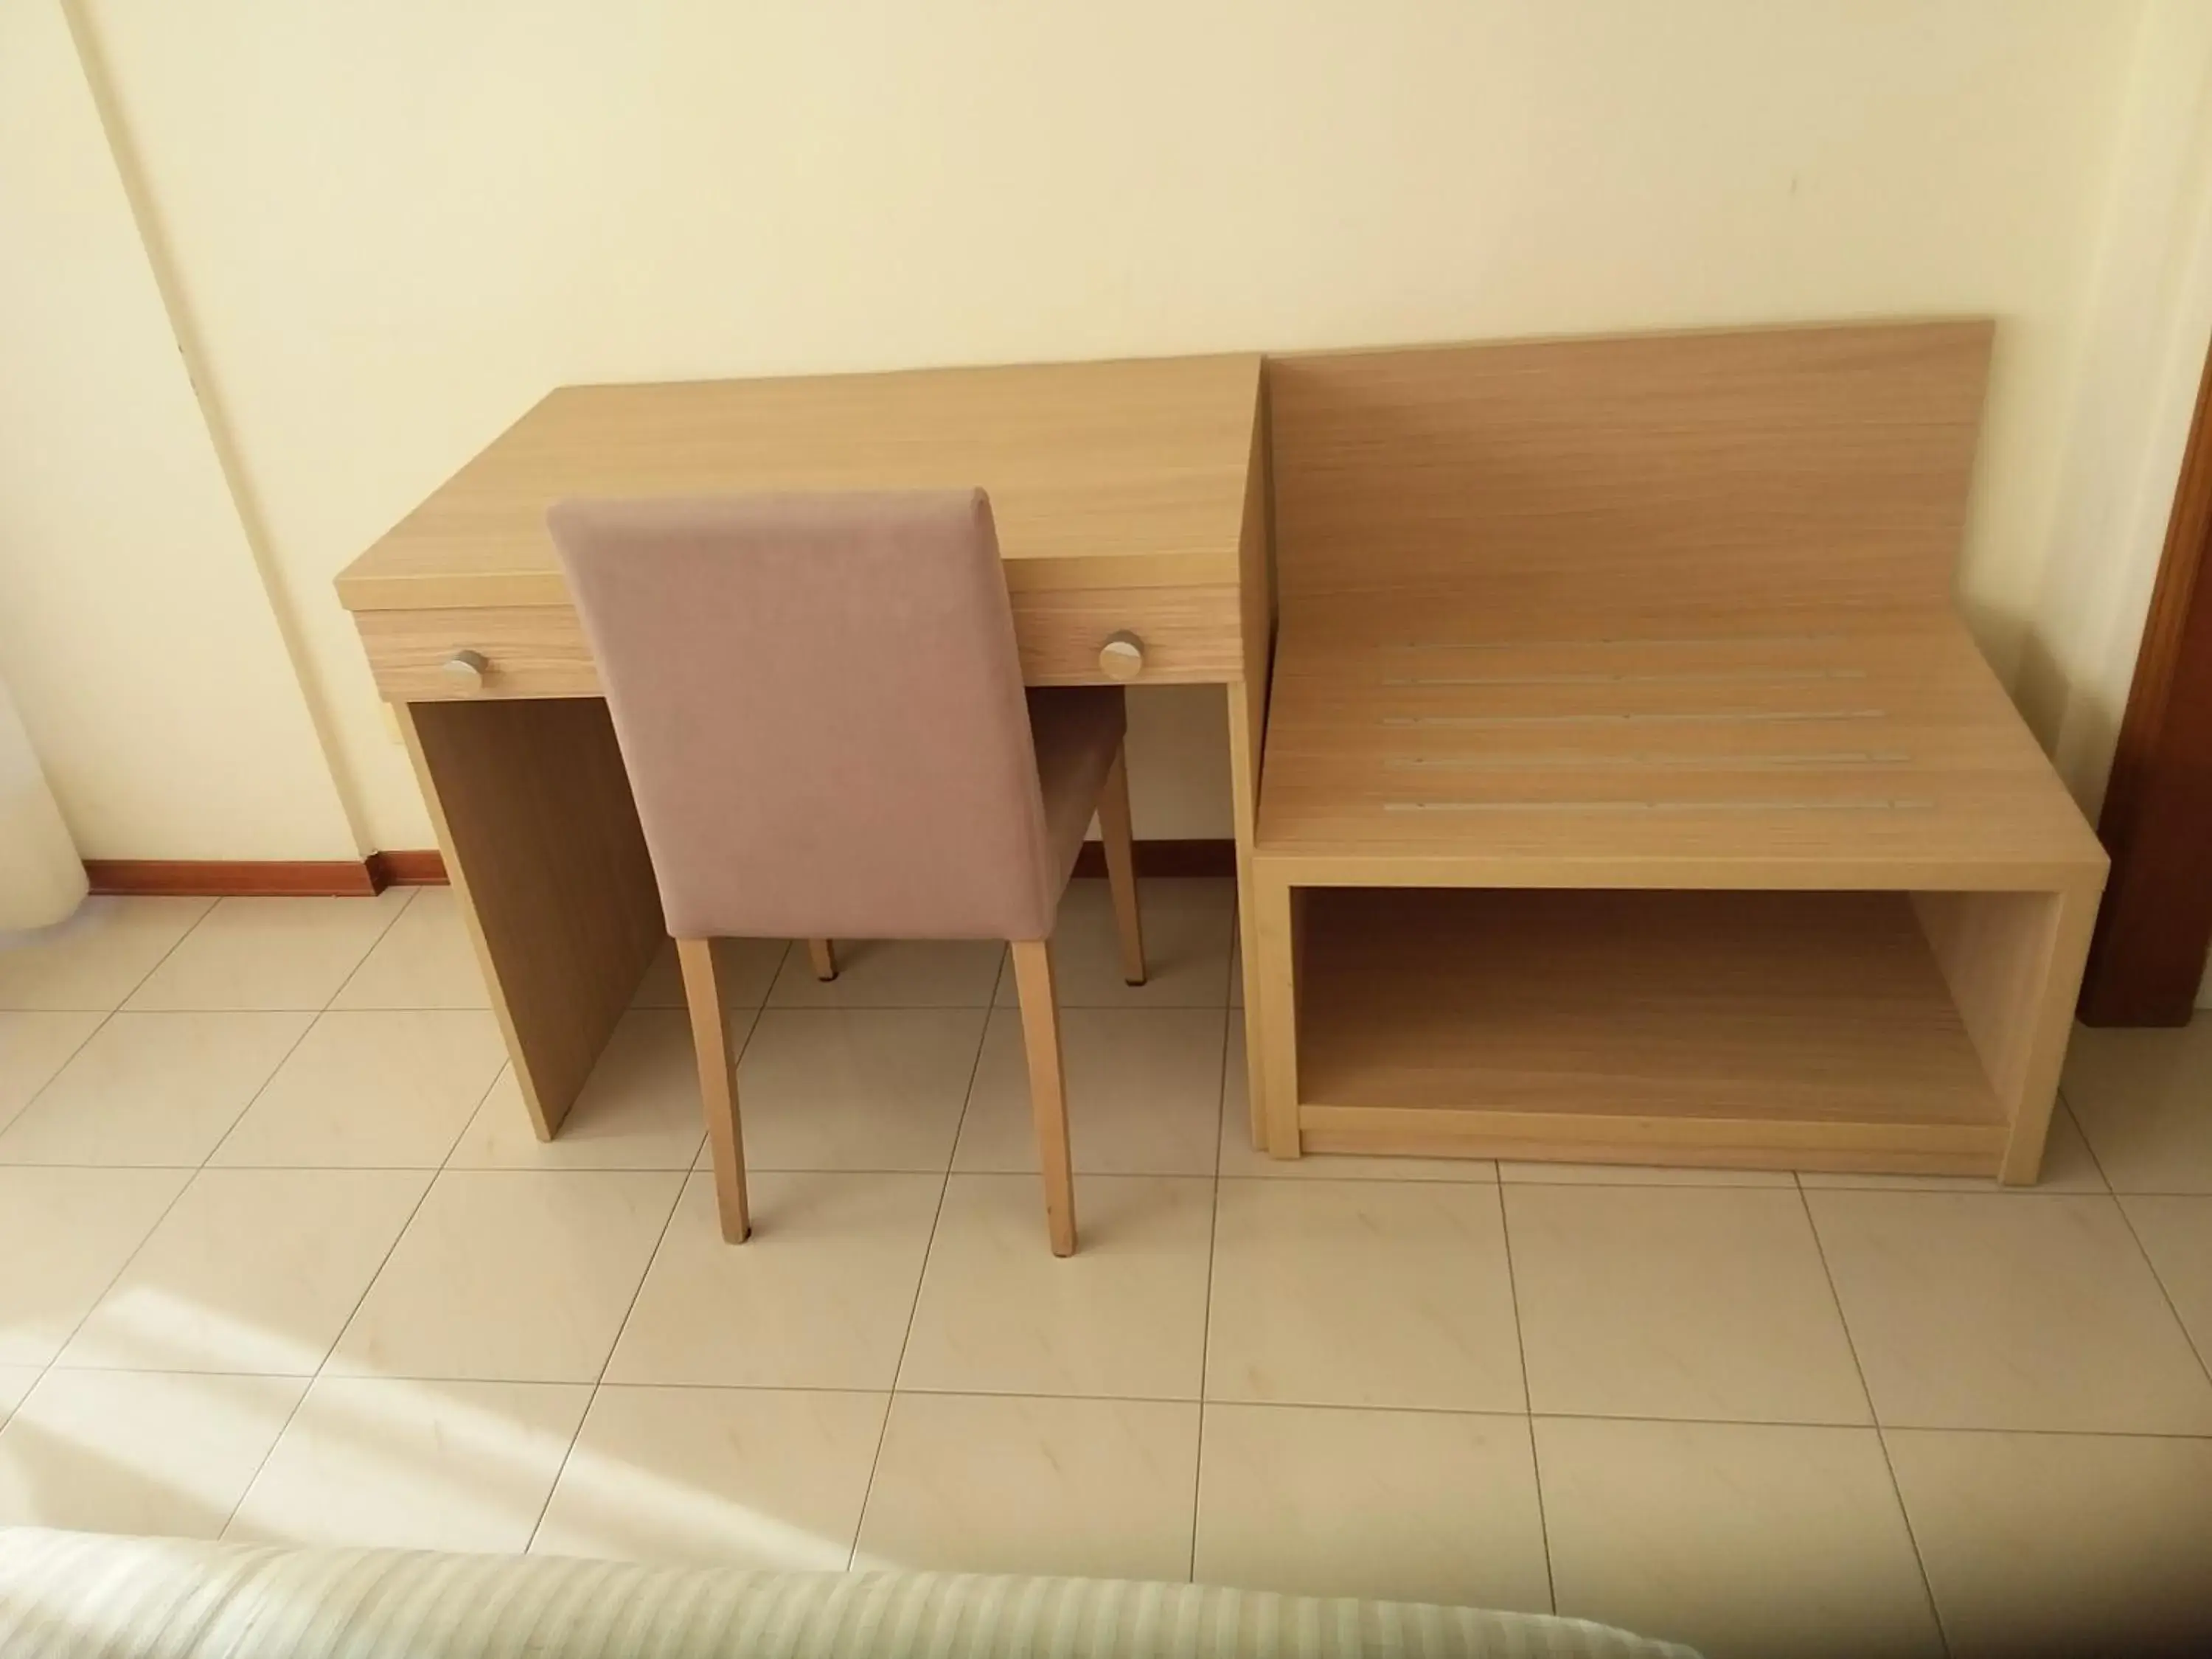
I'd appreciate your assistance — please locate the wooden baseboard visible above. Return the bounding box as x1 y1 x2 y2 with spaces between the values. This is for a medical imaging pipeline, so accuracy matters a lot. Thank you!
1071 837 1234 878
85 860 378 898
366 849 448 887
82 838 1234 900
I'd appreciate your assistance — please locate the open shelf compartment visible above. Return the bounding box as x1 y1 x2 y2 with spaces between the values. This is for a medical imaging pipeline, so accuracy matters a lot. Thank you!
1287 886 2024 1176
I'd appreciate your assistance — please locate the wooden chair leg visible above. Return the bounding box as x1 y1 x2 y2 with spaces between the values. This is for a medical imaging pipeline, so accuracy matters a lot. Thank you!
676 938 750 1242
1096 742 1146 986
1009 936 1077 1256
807 938 838 981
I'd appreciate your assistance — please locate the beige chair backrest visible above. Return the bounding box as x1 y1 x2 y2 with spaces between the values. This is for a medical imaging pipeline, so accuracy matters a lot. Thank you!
549 490 1060 942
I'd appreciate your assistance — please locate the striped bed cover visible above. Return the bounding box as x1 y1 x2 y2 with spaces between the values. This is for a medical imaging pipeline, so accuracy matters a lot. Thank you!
0 1530 1698 1658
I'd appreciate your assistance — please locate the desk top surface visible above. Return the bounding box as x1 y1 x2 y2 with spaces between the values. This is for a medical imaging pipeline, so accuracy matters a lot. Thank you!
338 352 1263 611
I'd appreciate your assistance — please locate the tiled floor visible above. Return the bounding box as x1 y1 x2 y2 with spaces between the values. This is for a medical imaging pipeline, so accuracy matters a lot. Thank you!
1 880 2210 1658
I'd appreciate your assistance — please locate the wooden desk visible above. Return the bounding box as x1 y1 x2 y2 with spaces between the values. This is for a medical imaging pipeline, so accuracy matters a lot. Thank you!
337 353 1273 1141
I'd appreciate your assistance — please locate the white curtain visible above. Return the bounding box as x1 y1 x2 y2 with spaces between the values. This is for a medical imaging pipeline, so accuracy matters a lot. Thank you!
0 675 85 929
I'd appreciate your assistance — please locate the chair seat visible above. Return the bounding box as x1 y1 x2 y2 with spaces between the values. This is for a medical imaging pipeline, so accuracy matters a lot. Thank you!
1029 687 1128 894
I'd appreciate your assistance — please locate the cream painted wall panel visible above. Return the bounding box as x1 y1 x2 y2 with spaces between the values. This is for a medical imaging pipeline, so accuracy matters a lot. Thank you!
2020 0 2212 812
0 0 358 860
1123 687 1232 842
77 0 2144 848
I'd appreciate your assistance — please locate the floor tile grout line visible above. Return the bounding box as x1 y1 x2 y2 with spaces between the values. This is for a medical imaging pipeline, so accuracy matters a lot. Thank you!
4 1019 512 1171
217 1004 498 1015
309 1172 686 1410
31 1330 2211 1435
1499 1175 1786 1190
1220 1170 1827 1191
431 1048 536 1178
212 1152 445 1543
131 885 416 1019
321 886 425 1010
0 1007 110 1144
2048 1093 2212 1391
191 999 346 1177
1783 1184 2173 1204
1790 1188 1878 1427
51 1133 2185 1190
2055 1094 2113 1190
0 891 224 1156
2035 1088 2212 1401
1795 1180 1950 1656
1873 1424 1955 1659
1189 1007 1231 1584
114 890 226 1007
25 1013 303 1379
77 888 417 1178
44 1002 467 1016
2112 1195 2212 1394
589 1173 690 1389
2052 1082 2205 1197
28 1349 2208 1440
851 1171 951 1568
730 995 774 1071
520 1167 692 1555
844 1004 990 1570
1 1161 1245 1178
692 991 923 1179
63 1003 345 1335
0 1161 698 1174
1491 1186 1558 1615
757 1001 1032 1015
34 1162 2084 1192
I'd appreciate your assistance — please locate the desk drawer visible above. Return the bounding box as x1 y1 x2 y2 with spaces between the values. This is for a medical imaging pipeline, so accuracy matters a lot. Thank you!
358 584 1244 702
1013 584 1243 686
357 607 601 700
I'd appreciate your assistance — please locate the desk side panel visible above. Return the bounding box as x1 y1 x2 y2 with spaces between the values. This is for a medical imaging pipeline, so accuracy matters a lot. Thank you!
1231 369 1276 1145
398 698 664 1138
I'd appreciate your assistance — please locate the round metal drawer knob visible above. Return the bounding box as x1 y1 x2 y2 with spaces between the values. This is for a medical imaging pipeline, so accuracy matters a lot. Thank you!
1099 631 1146 682
442 649 489 692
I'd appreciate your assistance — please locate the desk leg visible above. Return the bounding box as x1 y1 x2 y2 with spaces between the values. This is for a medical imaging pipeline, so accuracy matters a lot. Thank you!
1912 883 2101 1186
397 698 665 1140
1252 874 1304 1159
1225 678 1276 1151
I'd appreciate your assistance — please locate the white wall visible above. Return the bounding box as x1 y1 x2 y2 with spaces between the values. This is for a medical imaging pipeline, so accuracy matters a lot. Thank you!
10 1 2200 855
0 0 358 860
2021 0 2212 813
68 0 2154 851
